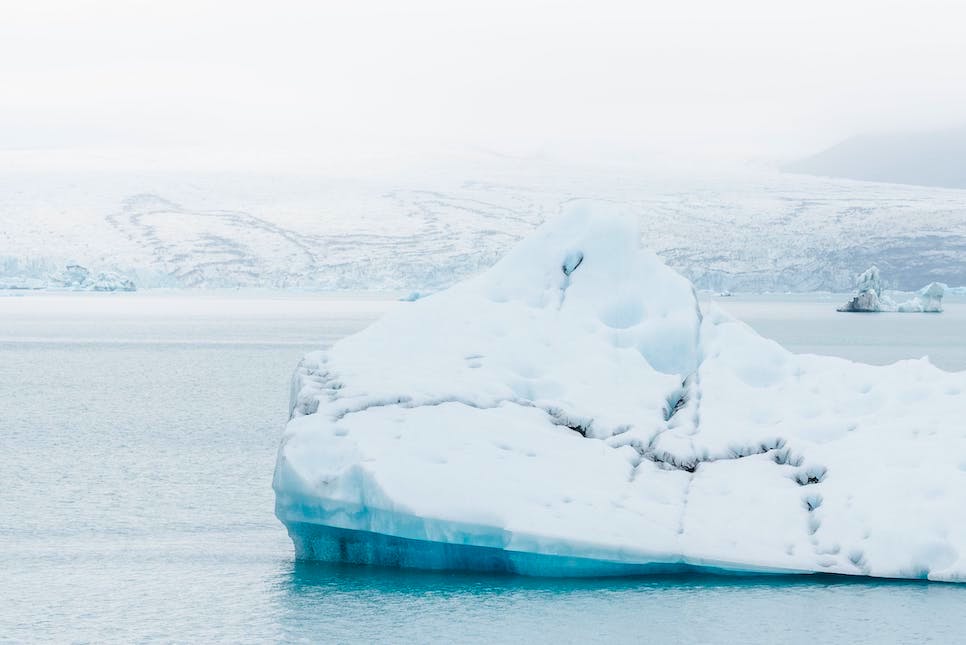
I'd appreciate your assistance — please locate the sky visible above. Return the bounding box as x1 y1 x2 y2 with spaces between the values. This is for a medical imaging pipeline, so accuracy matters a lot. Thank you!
2 0 966 169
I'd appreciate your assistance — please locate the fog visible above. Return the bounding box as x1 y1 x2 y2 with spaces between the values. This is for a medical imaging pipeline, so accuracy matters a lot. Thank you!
3 0 966 170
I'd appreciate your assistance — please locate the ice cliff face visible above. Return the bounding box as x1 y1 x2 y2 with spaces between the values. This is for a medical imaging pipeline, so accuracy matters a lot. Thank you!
275 208 966 581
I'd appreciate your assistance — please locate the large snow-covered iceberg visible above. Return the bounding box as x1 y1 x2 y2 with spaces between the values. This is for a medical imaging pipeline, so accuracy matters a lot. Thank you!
275 208 966 581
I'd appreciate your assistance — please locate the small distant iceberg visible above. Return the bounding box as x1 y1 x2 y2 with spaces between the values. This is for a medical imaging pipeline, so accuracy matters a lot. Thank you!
837 266 942 313
48 264 137 292
837 266 892 312
898 282 945 313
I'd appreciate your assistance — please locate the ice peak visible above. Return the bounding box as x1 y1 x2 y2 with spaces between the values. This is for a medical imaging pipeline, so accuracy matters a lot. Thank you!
855 265 883 297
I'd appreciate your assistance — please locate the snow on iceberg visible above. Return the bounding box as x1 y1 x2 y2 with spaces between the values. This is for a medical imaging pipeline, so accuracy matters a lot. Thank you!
275 207 966 581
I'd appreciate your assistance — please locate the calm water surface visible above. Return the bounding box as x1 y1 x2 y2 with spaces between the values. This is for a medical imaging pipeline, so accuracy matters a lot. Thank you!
714 292 966 371
1 292 964 643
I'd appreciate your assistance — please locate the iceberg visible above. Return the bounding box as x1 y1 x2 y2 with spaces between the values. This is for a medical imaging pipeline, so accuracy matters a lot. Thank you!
88 270 138 292
838 267 945 313
275 208 966 581
893 282 945 313
909 282 946 313
48 264 137 291
836 266 895 312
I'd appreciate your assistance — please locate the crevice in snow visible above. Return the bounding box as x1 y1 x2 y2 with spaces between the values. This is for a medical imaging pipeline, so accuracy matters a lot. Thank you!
323 393 625 444
676 471 695 536
543 405 595 437
561 251 584 277
644 437 788 474
802 492 823 512
330 395 515 421
772 447 804 467
663 383 689 422
663 303 702 536
793 465 828 486
294 357 634 442
557 250 584 309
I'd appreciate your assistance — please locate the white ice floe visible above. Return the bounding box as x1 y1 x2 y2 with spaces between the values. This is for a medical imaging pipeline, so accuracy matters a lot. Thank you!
275 207 966 581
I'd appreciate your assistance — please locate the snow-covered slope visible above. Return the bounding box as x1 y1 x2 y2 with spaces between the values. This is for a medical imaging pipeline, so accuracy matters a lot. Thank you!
275 207 966 581
3 161 966 292
784 126 966 189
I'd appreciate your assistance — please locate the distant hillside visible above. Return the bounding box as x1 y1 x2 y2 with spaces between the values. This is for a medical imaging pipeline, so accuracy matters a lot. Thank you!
784 127 966 189
2 166 965 293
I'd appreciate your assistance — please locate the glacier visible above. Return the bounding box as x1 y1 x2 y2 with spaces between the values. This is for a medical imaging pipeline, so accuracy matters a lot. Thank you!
4 164 966 293
274 207 966 581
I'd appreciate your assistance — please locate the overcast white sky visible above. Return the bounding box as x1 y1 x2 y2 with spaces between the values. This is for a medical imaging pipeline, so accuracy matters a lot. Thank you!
2 0 965 169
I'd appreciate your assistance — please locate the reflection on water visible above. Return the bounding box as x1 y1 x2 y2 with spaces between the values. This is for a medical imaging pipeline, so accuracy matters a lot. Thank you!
1 293 964 643
278 561 965 644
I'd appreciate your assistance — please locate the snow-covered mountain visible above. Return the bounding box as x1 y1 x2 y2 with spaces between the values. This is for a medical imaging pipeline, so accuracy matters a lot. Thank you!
784 126 966 189
2 159 965 292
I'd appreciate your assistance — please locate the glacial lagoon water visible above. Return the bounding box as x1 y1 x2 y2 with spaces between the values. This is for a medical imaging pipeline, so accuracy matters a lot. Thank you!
1 291 964 643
